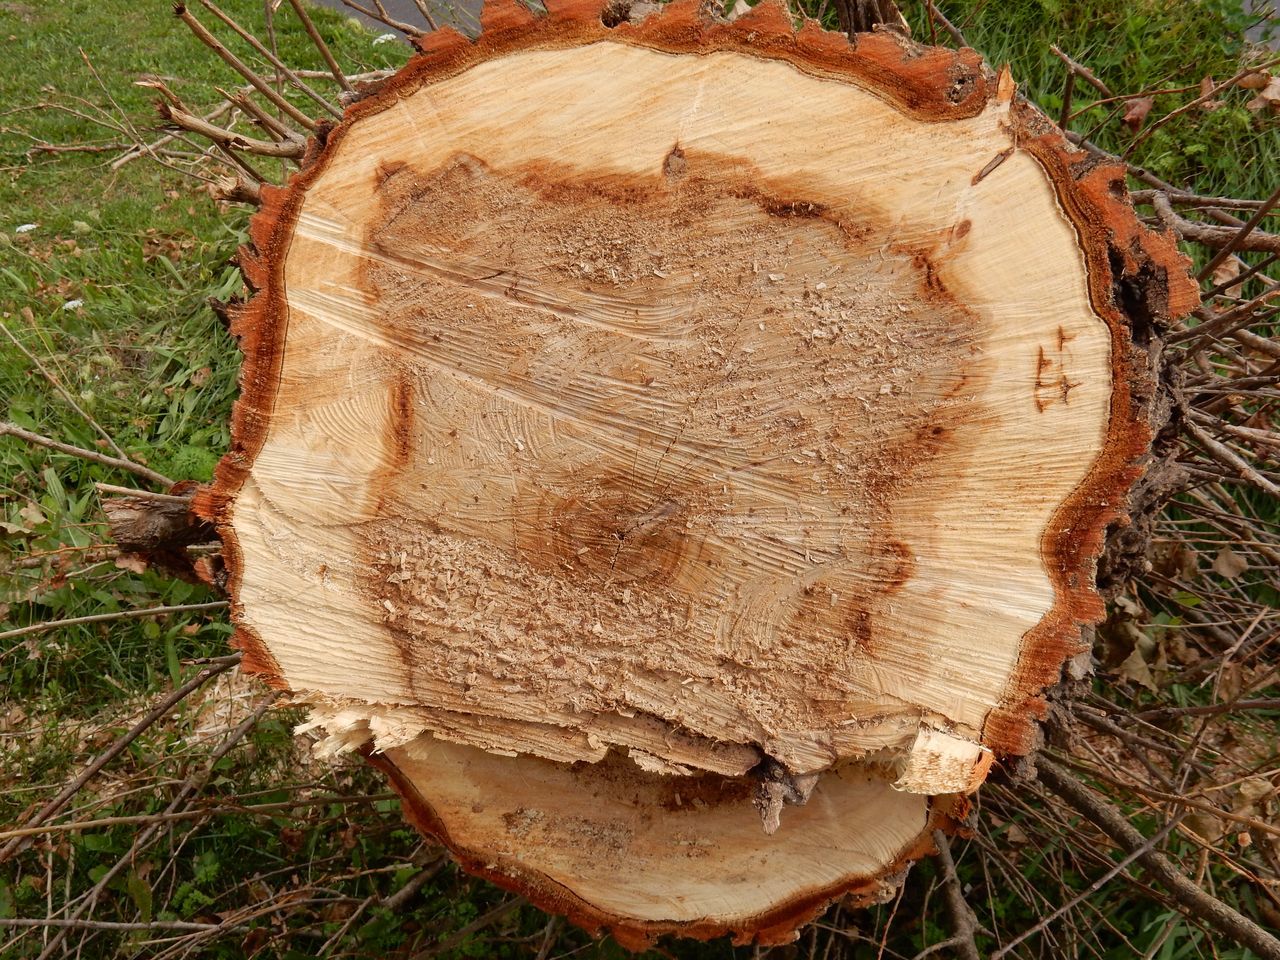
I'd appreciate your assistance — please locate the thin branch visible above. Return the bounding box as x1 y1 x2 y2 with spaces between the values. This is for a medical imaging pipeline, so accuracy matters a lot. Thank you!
921 0 965 46
1050 45 1115 98
157 101 305 158
0 602 228 644
0 654 241 865
0 919 247 933
0 421 174 489
932 831 979 960
173 3 318 131
1198 181 1280 281
0 324 138 470
0 793 399 843
198 0 343 119
1152 193 1280 255
1037 757 1280 960
341 0 422 35
990 814 1186 959
286 0 354 92
35 694 278 960
110 100 234 169
1127 55 1280 159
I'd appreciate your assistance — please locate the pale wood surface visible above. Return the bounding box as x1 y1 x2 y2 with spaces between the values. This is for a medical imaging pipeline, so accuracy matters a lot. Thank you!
234 42 1110 791
384 739 930 925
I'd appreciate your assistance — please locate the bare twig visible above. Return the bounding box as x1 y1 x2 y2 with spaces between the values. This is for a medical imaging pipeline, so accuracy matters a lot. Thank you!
198 0 343 119
0 919 247 933
286 0 353 92
990 814 1186 959
34 694 279 960
1037 758 1280 960
0 601 228 644
0 325 137 469
1050 45 1115 98
0 654 241 864
173 3 318 130
341 0 422 35
157 102 305 158
921 0 965 46
0 421 174 489
411 899 522 958
1198 181 1280 282
932 831 979 960
0 793 400 844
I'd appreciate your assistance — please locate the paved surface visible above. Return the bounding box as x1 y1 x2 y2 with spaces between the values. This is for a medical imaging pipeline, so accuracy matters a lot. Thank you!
313 0 479 37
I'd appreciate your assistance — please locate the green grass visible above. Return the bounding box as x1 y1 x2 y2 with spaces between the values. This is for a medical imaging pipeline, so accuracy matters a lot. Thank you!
1 0 1277 956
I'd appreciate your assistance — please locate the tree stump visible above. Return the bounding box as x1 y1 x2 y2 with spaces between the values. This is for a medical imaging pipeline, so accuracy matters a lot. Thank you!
190 0 1196 945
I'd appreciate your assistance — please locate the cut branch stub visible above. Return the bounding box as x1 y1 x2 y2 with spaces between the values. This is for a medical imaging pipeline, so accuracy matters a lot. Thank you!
193 0 1196 944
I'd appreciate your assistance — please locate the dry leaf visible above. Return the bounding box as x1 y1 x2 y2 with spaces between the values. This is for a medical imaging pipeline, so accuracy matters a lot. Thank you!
1246 76 1280 115
1122 96 1155 132
1239 69 1272 90
1211 255 1245 300
18 502 46 528
1186 811 1226 844
1212 546 1248 579
114 554 148 574
1119 643 1158 692
1198 76 1225 112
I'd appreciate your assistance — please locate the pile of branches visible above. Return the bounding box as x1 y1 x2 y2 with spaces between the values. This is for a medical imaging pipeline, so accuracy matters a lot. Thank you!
1 0 1278 957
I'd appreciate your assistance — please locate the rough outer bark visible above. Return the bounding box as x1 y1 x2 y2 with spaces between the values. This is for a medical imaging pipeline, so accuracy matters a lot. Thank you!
188 0 1197 944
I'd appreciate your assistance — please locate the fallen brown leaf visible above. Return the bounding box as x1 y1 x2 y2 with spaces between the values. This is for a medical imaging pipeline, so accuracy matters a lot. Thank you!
1122 96 1155 131
1246 76 1280 115
1212 546 1248 579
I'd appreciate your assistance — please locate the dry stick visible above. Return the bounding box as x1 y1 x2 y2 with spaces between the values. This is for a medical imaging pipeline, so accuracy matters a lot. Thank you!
1057 66 1076 131
1128 56 1280 160
158 103 305 158
0 324 134 468
198 0 343 119
931 831 979 960
285 0 353 92
0 654 241 865
219 87 300 143
1136 697 1280 721
1131 189 1278 212
1199 181 1280 282
1152 194 1280 255
921 0 966 46
341 0 422 35
173 3 317 131
111 100 233 169
0 421 174 489
0 601 228 644
410 0 440 31
0 794 400 844
0 919 246 933
35 694 278 960
381 856 449 911
1049 44 1115 98
1061 131 1250 231
989 813 1187 960
94 482 192 504
1183 418 1280 497
294 67 392 84
412 899 522 959
1036 758 1280 960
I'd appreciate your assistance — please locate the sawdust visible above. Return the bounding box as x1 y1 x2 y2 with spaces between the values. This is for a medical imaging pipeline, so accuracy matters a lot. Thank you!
347 148 987 771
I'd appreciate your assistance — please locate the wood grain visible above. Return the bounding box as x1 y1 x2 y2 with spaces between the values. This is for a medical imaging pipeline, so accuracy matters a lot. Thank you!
194 0 1197 941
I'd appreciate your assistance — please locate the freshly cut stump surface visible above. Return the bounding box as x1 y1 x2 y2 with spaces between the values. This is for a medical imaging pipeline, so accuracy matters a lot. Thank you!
197 0 1196 944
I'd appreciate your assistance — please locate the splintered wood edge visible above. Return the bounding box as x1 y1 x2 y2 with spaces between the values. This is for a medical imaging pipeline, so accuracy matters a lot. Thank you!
364 745 972 948
189 0 1198 940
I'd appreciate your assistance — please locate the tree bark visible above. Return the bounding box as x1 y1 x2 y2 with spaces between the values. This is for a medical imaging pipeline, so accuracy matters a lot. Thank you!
166 0 1196 945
